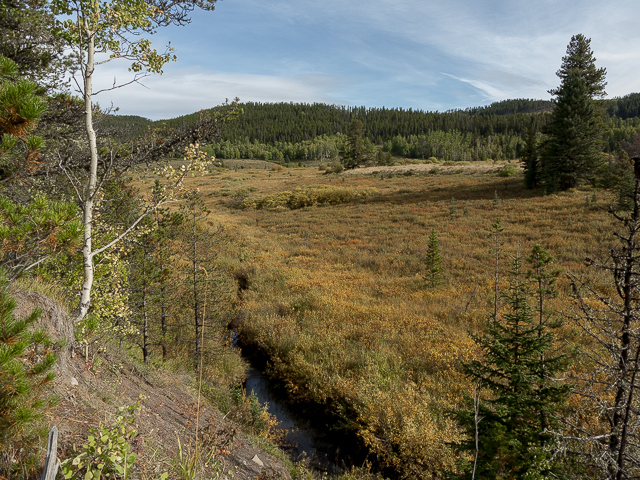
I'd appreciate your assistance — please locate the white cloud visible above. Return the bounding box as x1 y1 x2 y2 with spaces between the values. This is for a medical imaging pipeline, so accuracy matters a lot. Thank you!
90 65 345 119
76 0 640 118
322 0 640 103
441 72 505 102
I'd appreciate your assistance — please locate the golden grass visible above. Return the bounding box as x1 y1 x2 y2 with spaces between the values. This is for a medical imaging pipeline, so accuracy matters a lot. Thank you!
137 160 618 478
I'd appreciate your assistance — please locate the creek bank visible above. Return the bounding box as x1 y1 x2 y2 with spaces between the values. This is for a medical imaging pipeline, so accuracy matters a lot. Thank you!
45 341 293 480
234 333 374 475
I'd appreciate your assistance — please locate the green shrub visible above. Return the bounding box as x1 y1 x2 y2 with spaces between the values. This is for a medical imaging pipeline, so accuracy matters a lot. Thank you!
60 398 168 480
498 164 518 177
330 162 344 174
240 185 378 210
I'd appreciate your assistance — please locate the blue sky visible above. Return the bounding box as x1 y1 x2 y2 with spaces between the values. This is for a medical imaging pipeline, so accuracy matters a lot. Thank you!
92 0 640 120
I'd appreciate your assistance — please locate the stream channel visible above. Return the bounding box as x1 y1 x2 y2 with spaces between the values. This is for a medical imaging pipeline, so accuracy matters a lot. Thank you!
234 334 370 475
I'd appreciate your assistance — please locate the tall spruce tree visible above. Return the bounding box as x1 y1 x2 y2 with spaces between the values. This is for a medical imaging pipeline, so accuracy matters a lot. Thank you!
342 118 372 169
450 247 569 479
540 34 607 191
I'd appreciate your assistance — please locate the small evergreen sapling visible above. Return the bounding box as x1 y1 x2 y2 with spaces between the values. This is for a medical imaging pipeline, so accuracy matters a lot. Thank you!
424 228 444 288
493 190 500 206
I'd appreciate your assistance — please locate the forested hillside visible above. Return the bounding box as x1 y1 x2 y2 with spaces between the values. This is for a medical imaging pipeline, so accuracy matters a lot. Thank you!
157 100 554 144
156 95 640 142
109 96 640 164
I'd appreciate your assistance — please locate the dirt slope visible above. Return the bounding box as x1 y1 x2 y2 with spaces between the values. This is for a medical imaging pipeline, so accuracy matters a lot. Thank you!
14 291 291 480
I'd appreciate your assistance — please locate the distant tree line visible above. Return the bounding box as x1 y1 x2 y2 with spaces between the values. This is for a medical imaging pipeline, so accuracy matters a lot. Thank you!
203 134 340 162
152 95 637 143
112 95 639 168
607 92 640 119
165 101 554 146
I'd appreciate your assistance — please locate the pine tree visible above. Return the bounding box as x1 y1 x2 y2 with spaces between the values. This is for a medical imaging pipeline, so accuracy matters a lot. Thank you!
0 55 82 280
342 118 372 169
424 228 444 288
0 0 70 87
0 55 46 182
177 192 233 372
540 34 607 191
0 271 57 467
450 248 569 479
127 225 158 365
521 124 539 189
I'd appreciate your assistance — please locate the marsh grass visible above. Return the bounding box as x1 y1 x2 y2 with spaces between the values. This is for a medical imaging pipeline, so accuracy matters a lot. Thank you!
137 160 618 478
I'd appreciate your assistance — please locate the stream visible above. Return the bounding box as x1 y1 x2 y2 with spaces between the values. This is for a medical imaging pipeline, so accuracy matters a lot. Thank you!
234 334 370 474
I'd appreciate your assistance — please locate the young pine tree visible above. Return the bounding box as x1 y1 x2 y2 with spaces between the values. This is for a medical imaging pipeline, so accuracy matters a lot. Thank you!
424 228 444 288
0 271 57 475
176 192 233 372
450 248 569 479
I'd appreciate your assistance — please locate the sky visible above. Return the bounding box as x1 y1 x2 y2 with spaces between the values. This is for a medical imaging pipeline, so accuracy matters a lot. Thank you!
89 0 640 120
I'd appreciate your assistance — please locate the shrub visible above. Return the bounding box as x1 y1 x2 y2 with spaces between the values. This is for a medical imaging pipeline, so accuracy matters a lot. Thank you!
498 164 518 177
240 185 378 210
330 162 344 174
60 398 169 480
225 388 278 439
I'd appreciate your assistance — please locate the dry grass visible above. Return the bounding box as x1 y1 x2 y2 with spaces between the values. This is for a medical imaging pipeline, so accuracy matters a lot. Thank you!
137 160 618 478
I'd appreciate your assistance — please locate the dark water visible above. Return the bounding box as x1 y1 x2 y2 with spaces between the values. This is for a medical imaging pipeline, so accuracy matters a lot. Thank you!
244 366 342 471
234 333 368 474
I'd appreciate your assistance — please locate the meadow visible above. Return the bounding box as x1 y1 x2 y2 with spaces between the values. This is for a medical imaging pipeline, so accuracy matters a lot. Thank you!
154 160 617 478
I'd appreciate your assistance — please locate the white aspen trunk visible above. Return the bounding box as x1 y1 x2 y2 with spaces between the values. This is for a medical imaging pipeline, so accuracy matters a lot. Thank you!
73 20 98 324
